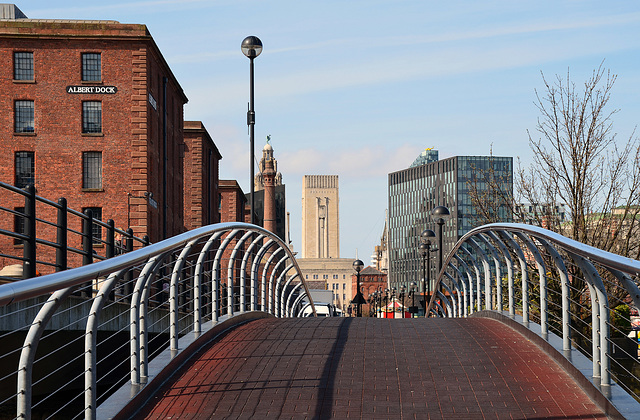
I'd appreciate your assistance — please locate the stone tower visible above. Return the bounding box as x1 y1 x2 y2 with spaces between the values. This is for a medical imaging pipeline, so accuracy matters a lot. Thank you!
301 175 339 258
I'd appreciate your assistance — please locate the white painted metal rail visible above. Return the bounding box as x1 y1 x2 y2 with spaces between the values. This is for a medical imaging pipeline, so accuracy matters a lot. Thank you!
428 223 640 407
0 222 314 420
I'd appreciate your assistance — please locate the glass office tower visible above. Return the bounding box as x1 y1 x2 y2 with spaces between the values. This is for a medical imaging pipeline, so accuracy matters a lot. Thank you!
388 154 513 291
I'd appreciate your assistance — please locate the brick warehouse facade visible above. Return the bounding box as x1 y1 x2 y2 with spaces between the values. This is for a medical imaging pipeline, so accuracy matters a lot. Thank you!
0 9 193 271
184 121 222 230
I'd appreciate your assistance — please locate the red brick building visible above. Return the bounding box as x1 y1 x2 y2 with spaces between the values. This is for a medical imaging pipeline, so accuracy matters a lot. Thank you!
352 266 387 314
184 121 222 229
0 7 193 270
219 180 249 224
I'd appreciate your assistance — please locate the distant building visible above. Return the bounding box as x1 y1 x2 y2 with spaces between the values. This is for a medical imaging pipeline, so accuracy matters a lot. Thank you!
410 148 438 168
301 175 339 258
296 258 355 311
250 141 286 240
388 153 513 291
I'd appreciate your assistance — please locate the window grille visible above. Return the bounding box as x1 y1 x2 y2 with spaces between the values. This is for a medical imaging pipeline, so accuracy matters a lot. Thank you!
82 101 102 133
14 52 33 80
15 151 34 188
83 152 102 189
82 53 101 81
15 100 34 133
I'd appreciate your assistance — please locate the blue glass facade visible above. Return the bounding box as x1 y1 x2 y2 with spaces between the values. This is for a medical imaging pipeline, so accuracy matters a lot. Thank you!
388 155 513 291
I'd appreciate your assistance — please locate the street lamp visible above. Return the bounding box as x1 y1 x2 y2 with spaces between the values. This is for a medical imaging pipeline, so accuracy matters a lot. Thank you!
241 36 263 225
351 259 366 317
420 229 436 317
431 205 451 293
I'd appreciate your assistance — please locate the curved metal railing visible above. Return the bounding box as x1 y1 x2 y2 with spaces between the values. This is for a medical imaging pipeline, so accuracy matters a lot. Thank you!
0 222 314 420
427 223 640 404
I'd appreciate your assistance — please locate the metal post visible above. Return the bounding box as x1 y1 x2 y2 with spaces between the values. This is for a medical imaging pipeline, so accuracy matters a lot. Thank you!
248 57 255 225
56 197 67 272
23 184 36 279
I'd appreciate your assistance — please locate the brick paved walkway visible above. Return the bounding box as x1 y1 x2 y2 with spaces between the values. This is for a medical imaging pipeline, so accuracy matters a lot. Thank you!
133 317 607 419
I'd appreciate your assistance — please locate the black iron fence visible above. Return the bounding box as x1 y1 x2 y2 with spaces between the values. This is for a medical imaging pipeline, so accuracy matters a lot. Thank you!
0 182 149 280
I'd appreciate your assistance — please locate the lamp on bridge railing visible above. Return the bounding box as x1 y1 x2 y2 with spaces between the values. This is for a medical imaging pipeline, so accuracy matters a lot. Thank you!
431 206 451 295
351 259 366 317
420 229 436 317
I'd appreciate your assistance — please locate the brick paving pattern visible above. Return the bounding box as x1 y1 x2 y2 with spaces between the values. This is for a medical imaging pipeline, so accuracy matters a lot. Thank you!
135 317 607 419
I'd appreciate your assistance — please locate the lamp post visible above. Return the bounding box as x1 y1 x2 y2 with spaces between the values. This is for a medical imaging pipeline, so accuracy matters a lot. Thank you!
420 229 436 317
399 285 406 318
352 259 366 317
241 36 263 225
431 206 451 294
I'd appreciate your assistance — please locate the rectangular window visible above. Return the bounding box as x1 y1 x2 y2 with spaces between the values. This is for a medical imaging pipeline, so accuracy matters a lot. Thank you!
14 206 25 246
84 207 102 244
82 53 101 81
15 151 35 188
14 52 34 80
82 101 102 133
82 151 102 189
15 100 34 133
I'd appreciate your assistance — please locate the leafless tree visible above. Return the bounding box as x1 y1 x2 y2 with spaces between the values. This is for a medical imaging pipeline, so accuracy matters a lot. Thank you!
471 63 640 259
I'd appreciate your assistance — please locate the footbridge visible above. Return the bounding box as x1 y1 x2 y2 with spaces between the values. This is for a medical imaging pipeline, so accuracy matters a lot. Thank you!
1 222 640 419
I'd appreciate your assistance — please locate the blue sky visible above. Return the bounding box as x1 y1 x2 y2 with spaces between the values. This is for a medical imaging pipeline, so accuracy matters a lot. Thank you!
22 1 640 263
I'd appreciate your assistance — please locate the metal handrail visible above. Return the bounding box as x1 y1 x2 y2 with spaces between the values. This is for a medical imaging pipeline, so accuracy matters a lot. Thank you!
428 222 640 407
0 222 315 419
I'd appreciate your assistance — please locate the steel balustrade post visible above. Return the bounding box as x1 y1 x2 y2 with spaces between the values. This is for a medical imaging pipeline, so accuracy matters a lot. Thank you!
195 231 225 325
460 246 482 311
476 234 504 312
211 229 240 317
170 241 197 350
82 209 94 297
130 256 162 385
269 255 289 314
449 262 469 317
468 238 492 310
245 236 272 311
292 292 308 317
513 232 548 338
569 252 611 386
252 240 278 311
536 237 571 351
454 255 474 315
277 265 295 317
606 268 640 310
85 271 123 420
261 247 283 311
17 288 74 420
484 232 515 317
466 240 492 310
443 273 459 317
56 197 68 272
227 231 253 314
285 282 303 317
497 231 529 326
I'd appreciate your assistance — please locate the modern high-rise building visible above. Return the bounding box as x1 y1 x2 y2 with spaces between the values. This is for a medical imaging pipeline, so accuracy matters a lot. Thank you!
388 153 513 291
301 175 339 259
